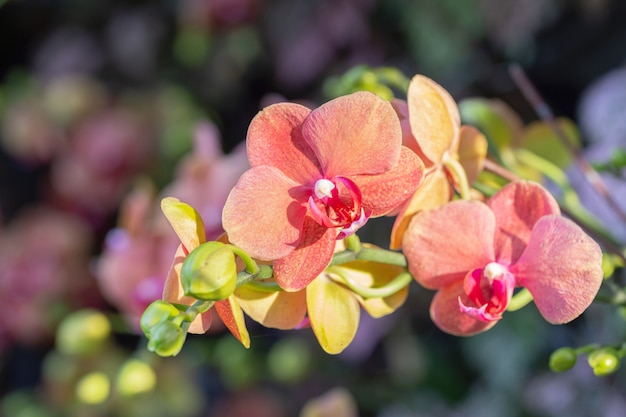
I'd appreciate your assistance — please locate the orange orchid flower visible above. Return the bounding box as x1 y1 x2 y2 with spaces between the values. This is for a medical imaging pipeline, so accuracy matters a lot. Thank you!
222 92 424 291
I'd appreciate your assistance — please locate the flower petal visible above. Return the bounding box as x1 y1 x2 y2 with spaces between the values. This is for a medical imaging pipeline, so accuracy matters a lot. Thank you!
235 284 307 329
456 125 488 185
402 200 496 289
273 219 337 291
510 215 603 324
430 281 498 336
246 102 322 184
307 272 360 354
302 91 402 178
215 296 251 348
161 244 212 334
406 75 460 166
390 168 452 249
488 181 561 265
353 147 424 217
222 165 308 260
161 197 205 253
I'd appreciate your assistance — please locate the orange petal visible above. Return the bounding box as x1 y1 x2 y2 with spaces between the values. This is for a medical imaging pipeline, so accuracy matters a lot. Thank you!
456 125 488 185
222 166 308 261
302 91 402 178
511 215 603 324
354 147 424 217
246 102 323 184
402 200 495 289
430 281 498 336
390 169 452 249
488 181 560 265
307 273 360 354
161 197 205 252
235 285 307 329
273 219 337 291
215 296 251 348
407 75 460 166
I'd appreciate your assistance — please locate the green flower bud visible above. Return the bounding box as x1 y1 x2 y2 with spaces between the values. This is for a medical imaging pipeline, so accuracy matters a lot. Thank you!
76 372 110 404
181 241 237 301
56 309 111 356
140 300 180 337
116 359 157 397
549 347 577 372
588 347 621 377
146 321 186 357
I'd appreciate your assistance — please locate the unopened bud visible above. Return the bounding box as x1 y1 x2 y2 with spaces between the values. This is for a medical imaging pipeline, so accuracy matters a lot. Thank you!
140 300 180 337
549 347 577 372
56 309 111 356
181 241 237 301
588 347 620 377
146 321 186 357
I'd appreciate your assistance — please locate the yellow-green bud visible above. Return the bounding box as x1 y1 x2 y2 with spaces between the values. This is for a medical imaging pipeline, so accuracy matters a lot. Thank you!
116 359 157 396
588 347 620 377
146 321 186 357
140 300 180 337
549 347 577 372
56 309 111 356
181 241 237 301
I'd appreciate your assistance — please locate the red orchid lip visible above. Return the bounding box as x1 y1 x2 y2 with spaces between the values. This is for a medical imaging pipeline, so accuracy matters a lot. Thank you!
308 176 370 236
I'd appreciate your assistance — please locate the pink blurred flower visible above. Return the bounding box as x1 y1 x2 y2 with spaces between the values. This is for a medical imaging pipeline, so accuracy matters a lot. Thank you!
222 92 423 291
97 121 247 330
402 181 603 336
0 206 95 349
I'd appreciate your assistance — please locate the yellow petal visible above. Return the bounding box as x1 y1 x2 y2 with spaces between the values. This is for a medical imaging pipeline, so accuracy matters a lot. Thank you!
457 125 488 185
407 75 460 165
307 273 360 354
161 197 206 252
236 284 307 329
390 169 452 249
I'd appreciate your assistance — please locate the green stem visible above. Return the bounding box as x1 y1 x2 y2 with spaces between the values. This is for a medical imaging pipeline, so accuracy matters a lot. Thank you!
327 267 413 299
355 247 407 267
507 288 533 311
240 281 282 293
227 244 259 274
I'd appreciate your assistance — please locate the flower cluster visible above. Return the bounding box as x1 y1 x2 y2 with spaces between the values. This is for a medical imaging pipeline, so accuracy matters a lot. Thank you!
141 73 606 357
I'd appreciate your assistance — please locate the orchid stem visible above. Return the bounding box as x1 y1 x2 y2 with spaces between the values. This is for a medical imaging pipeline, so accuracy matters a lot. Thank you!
227 244 260 274
507 288 533 311
327 267 412 298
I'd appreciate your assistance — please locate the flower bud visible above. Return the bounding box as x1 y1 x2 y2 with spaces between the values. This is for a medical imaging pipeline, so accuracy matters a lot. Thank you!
549 347 577 372
76 372 110 404
588 347 620 377
116 359 157 396
146 321 186 357
56 309 111 356
140 300 180 337
181 241 237 301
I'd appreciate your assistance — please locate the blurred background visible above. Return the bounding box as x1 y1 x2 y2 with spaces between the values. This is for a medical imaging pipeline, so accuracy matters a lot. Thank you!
1 0 626 416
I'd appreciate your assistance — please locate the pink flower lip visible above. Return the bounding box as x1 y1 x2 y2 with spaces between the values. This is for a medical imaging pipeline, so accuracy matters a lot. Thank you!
458 263 515 322
308 176 371 238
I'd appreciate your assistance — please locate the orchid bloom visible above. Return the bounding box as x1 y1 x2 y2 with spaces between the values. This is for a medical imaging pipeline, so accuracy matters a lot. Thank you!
390 75 488 249
160 198 309 347
222 92 424 291
402 181 604 336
